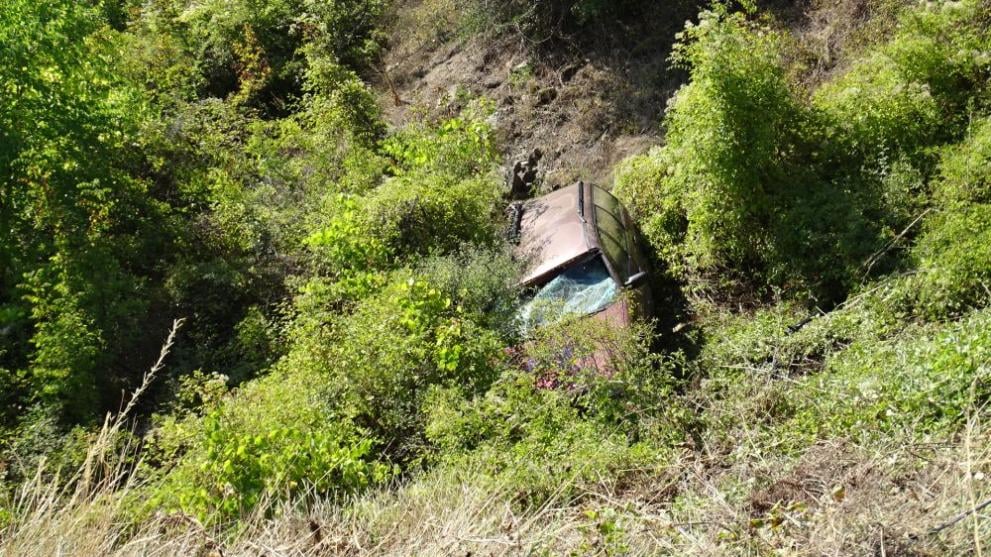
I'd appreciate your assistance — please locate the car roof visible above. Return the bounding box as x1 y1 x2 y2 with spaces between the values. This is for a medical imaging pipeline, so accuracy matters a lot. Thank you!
516 183 596 286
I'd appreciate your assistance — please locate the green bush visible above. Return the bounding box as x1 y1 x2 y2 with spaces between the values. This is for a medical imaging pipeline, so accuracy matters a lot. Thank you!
0 0 169 423
664 9 800 273
613 148 688 277
882 0 991 117
615 8 823 289
0 405 91 488
424 319 675 502
909 205 991 318
302 51 386 145
149 368 391 523
294 108 504 331
305 107 503 263
692 297 991 457
426 376 663 504
415 247 523 335
323 273 506 459
304 197 391 277
381 103 499 181
896 117 991 318
155 0 385 107
813 55 941 164
785 309 991 440
365 175 503 257
238 84 385 255
150 258 511 518
934 118 991 208
616 0 991 300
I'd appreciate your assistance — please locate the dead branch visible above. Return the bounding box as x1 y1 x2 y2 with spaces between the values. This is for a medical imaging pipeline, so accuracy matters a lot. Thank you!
927 496 991 536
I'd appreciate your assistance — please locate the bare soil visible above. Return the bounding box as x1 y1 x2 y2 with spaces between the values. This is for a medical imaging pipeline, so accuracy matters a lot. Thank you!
376 2 698 191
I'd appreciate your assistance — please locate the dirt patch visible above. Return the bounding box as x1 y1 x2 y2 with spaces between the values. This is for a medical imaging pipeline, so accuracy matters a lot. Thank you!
376 3 694 190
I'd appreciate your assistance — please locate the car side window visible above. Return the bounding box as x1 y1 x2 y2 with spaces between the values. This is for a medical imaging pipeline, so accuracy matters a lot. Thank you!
592 186 634 283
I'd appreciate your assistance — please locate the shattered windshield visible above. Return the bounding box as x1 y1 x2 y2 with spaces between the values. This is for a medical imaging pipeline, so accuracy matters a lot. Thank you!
516 256 619 334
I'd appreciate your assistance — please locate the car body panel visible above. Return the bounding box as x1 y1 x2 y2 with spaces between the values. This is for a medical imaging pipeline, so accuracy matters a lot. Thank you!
515 182 652 325
511 182 655 380
517 184 594 287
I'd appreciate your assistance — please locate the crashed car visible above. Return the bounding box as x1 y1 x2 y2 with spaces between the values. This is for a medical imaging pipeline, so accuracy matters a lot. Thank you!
510 181 653 334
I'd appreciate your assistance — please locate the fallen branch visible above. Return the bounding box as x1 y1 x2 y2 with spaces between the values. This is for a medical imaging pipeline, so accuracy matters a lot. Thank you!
861 208 932 282
927 496 991 536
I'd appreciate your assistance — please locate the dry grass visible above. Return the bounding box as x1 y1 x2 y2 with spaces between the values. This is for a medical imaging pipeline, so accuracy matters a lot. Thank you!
2 411 988 556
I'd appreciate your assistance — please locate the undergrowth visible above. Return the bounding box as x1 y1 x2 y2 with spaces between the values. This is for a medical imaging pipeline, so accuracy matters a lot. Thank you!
2 0 991 555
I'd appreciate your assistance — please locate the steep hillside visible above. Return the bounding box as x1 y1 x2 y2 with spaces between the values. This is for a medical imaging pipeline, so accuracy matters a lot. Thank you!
375 0 910 190
1 0 989 555
376 0 691 188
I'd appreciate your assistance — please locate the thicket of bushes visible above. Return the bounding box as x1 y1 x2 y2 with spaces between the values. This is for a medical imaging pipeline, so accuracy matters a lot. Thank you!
2 0 671 525
3 0 991 548
615 0 991 302
0 0 398 462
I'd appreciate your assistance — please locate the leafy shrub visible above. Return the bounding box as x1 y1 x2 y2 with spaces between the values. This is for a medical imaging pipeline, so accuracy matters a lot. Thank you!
813 56 941 165
304 197 391 277
909 205 991 318
382 103 499 181
424 319 675 502
0 406 91 487
934 118 991 208
616 1 991 300
295 109 505 333
305 107 503 262
615 9 818 288
150 94 512 513
160 0 384 107
323 273 506 459
222 306 283 383
663 9 800 273
365 175 503 257
427 376 663 503
238 87 385 254
693 297 991 458
897 118 991 318
613 148 688 277
877 156 929 228
151 259 510 519
785 309 991 440
415 247 523 335
882 0 991 117
302 51 386 145
150 367 391 522
20 278 102 422
153 404 392 522
0 0 168 422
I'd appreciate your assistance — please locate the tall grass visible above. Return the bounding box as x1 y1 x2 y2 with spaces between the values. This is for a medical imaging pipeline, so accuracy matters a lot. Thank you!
2 422 987 555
